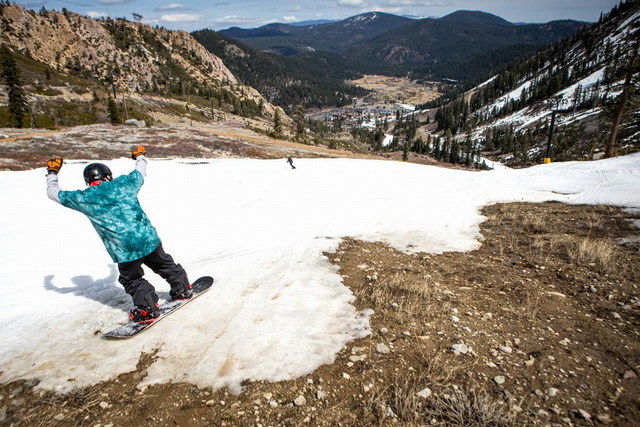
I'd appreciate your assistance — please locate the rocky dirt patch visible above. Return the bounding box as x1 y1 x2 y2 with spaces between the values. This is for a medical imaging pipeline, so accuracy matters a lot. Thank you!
0 121 380 171
1 202 639 426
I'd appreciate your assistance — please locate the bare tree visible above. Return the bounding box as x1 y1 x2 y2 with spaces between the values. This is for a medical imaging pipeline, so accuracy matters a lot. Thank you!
605 42 638 158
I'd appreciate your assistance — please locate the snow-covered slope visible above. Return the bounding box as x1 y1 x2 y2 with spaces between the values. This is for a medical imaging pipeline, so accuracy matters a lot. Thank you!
1 155 639 393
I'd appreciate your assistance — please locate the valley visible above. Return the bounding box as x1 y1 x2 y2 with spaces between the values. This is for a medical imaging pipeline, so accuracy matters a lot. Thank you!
307 75 439 130
349 75 441 106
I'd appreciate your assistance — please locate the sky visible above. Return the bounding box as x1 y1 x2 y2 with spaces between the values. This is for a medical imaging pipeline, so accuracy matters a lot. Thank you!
0 152 639 392
15 0 619 31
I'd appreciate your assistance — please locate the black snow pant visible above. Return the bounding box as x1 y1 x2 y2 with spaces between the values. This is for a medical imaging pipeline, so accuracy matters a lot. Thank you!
118 245 189 309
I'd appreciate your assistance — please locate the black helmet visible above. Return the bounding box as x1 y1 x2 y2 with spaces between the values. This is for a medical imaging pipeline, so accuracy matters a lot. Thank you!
83 163 113 185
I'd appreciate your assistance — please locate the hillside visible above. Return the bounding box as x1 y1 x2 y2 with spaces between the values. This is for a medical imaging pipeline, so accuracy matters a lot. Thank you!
1 154 639 426
191 29 368 110
429 1 639 165
0 4 277 128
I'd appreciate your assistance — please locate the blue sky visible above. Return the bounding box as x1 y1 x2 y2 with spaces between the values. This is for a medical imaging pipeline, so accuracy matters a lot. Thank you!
16 0 619 31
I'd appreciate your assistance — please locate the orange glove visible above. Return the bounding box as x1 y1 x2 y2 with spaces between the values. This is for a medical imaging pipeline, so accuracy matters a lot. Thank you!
47 157 63 174
131 146 146 160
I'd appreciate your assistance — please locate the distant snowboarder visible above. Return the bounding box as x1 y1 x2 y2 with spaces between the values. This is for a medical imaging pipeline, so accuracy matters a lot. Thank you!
287 156 296 169
45 146 193 323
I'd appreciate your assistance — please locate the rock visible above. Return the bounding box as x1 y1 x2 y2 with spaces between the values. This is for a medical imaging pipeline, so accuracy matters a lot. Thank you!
498 346 513 354
450 315 460 322
53 413 65 421
269 400 278 408
263 392 273 400
525 358 535 366
349 355 366 362
596 413 611 424
379 327 389 335
317 390 327 399
559 338 571 346
482 312 493 321
0 407 6 423
537 409 549 417
376 343 391 354
416 387 432 399
493 376 506 385
11 398 25 407
450 343 469 355
99 401 109 409
572 409 591 420
124 119 146 127
547 387 559 397
623 370 637 379
293 395 306 406
342 372 351 379
206 400 215 407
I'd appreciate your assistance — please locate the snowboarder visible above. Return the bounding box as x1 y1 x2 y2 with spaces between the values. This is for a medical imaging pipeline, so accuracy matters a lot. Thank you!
45 146 192 323
287 156 296 169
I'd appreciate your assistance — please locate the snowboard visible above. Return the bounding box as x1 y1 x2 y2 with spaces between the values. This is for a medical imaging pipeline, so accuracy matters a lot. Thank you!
103 276 214 339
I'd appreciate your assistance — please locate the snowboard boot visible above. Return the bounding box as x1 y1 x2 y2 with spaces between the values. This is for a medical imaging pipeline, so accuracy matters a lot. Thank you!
129 292 160 323
170 283 193 301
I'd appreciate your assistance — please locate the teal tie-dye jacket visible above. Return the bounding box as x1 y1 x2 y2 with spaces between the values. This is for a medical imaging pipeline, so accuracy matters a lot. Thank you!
54 168 161 263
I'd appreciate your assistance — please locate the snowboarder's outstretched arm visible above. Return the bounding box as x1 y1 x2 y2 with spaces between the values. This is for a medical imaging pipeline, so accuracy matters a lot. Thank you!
132 145 147 177
46 157 63 204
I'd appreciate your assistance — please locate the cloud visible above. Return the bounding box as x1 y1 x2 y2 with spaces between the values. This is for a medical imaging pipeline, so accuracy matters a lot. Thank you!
337 0 366 6
155 3 188 12
160 13 203 23
384 0 450 5
282 16 298 22
209 14 279 29
96 0 135 5
87 10 109 18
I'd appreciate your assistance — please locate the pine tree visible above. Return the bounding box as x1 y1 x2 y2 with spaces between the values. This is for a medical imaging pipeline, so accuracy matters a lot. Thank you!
0 44 28 128
273 108 283 138
107 96 121 124
293 105 306 142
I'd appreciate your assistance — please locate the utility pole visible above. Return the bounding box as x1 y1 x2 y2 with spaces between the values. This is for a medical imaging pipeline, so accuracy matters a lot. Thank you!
544 110 557 164
122 92 128 122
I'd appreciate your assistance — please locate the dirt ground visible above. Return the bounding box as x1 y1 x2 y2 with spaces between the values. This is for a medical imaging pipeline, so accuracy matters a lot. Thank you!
349 75 441 106
1 202 638 426
0 120 380 172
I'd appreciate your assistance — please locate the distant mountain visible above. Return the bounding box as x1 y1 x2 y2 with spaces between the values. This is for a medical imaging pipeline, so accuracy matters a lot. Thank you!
220 12 412 54
438 10 513 26
289 19 337 27
348 14 587 79
221 10 587 83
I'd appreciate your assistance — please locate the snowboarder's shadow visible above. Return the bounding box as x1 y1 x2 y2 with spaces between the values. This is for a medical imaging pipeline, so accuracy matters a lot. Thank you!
44 265 130 313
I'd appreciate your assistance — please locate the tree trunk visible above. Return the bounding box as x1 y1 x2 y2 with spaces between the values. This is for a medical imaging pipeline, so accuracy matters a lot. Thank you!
605 47 637 158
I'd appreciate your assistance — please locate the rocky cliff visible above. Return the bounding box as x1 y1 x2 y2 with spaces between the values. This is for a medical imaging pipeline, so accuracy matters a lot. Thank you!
0 4 246 97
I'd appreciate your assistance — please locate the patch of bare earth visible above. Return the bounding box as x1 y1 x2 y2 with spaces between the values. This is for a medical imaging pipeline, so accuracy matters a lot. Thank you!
0 122 379 171
349 75 441 105
1 202 639 426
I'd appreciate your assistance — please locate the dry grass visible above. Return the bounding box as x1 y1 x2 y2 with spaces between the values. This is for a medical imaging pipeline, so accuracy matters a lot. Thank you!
352 272 434 324
566 237 619 272
584 212 605 232
366 378 513 426
522 214 547 234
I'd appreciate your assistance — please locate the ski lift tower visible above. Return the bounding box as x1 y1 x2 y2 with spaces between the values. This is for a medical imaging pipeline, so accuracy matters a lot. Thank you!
544 97 570 164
